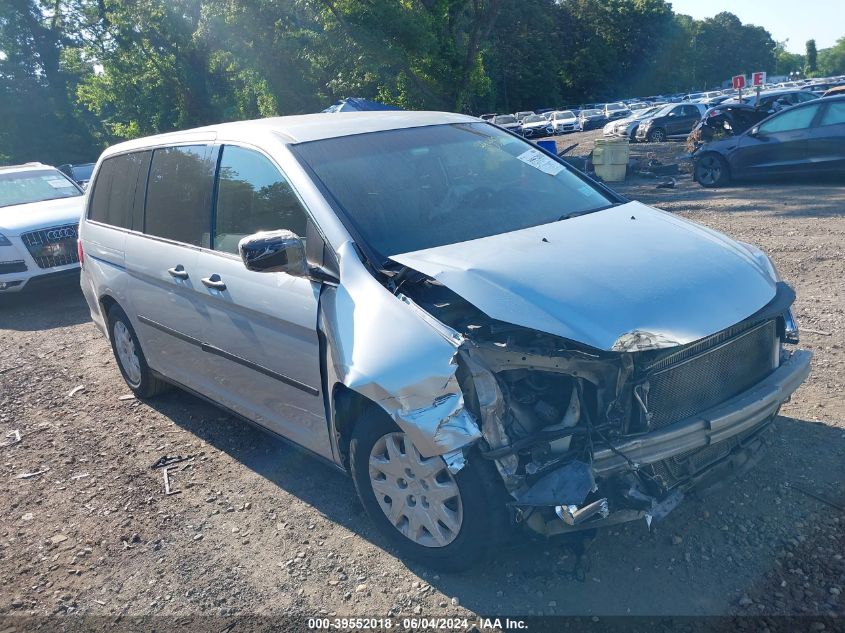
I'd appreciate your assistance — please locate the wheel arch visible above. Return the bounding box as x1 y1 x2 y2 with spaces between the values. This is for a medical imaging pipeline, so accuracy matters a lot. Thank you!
99 293 119 321
331 383 391 470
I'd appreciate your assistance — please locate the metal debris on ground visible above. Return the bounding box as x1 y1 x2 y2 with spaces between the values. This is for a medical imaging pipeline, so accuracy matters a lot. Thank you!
162 467 181 496
802 328 832 336
0 430 21 449
656 178 676 189
557 143 579 157
67 385 85 397
118 394 136 401
151 454 194 469
791 484 845 511
16 467 49 479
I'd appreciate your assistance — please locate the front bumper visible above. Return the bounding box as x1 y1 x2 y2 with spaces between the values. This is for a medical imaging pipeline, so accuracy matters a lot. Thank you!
592 349 812 475
521 349 811 536
0 232 80 292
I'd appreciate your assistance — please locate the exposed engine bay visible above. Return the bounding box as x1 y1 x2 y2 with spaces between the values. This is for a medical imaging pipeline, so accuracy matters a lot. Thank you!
384 264 807 535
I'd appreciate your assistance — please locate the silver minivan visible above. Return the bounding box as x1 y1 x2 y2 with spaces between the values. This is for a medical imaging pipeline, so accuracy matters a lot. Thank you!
79 112 811 570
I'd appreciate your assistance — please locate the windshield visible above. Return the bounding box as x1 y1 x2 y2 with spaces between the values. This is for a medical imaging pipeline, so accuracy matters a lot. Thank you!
294 123 613 259
555 111 575 119
523 115 545 123
0 169 81 208
493 115 516 124
606 103 626 111
635 106 661 118
582 109 602 116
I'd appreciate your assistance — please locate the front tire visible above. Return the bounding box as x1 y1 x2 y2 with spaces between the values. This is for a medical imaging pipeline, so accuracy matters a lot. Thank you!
350 407 505 571
694 153 730 187
107 304 170 398
647 127 666 142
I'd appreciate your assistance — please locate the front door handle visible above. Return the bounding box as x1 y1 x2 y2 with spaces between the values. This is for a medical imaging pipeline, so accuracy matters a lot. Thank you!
201 274 227 291
167 265 189 280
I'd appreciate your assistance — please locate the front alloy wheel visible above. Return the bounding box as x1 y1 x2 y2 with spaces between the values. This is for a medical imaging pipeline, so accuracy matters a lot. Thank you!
369 432 463 547
349 408 507 570
647 128 666 142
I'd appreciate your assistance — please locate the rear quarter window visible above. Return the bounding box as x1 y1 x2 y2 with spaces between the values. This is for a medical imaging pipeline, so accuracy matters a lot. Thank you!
144 145 214 247
88 151 151 230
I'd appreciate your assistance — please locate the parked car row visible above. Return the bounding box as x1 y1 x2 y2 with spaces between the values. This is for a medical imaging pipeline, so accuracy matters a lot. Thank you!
487 74 845 142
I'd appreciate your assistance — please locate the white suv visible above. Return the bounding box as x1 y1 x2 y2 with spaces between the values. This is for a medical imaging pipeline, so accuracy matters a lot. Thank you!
0 162 85 292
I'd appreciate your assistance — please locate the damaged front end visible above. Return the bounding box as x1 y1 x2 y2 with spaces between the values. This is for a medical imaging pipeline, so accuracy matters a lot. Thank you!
391 268 812 537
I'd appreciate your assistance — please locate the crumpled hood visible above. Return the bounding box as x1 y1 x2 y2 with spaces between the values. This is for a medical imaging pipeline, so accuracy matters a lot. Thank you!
0 196 85 235
390 201 778 351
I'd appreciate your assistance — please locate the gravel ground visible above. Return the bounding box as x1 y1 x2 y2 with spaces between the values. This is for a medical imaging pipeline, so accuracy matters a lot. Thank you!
1 136 843 623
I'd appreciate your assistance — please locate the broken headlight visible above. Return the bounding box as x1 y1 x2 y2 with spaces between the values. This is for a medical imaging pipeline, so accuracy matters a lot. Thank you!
738 241 799 343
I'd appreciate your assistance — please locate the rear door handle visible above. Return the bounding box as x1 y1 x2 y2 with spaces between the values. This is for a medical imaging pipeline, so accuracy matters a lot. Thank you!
201 274 227 291
167 265 189 280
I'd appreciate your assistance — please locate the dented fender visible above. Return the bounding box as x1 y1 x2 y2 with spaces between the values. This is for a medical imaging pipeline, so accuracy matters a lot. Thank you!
319 241 481 461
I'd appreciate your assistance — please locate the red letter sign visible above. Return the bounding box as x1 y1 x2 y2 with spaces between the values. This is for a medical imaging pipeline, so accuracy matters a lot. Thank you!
752 71 767 87
732 75 746 90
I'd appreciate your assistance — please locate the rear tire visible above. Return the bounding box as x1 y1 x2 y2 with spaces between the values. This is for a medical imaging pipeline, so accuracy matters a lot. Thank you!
694 153 730 187
107 304 170 398
350 407 507 571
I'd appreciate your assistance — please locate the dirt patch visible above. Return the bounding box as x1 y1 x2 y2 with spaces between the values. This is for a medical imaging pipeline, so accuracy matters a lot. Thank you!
1 173 843 620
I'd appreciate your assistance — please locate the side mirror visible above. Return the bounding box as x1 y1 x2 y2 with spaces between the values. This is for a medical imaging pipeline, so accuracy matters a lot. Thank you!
749 126 760 137
238 229 307 276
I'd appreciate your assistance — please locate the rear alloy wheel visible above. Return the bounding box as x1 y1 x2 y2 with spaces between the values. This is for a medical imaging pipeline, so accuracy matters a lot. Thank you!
647 127 666 142
694 153 730 188
107 305 171 398
350 408 506 570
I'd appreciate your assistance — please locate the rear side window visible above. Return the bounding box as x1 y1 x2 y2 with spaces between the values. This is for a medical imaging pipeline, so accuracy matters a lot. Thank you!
758 104 821 134
213 146 309 254
88 151 150 230
819 101 845 126
145 145 214 247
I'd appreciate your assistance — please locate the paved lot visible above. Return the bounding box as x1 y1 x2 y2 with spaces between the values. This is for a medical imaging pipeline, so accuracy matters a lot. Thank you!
1 147 843 620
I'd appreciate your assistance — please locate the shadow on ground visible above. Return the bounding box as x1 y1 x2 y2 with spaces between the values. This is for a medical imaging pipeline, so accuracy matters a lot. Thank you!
0 275 90 331
149 385 845 616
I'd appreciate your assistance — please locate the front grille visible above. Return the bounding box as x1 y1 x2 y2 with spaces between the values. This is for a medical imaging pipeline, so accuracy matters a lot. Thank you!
0 260 27 274
646 320 777 429
20 224 79 269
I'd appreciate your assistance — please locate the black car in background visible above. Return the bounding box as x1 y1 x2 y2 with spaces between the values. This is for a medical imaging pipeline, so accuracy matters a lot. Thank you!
692 95 845 187
58 162 95 188
720 89 818 112
578 108 605 130
635 103 707 142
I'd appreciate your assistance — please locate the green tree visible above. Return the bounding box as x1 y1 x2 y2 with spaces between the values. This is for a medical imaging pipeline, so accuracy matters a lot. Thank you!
816 37 845 75
0 0 100 164
773 41 804 76
805 38 817 75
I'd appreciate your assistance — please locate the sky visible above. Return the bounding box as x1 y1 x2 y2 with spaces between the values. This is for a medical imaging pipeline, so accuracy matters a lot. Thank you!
668 0 842 53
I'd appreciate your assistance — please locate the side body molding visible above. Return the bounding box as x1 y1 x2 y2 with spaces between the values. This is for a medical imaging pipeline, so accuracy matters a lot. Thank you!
319 241 481 460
